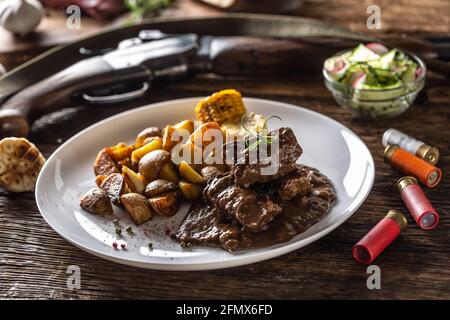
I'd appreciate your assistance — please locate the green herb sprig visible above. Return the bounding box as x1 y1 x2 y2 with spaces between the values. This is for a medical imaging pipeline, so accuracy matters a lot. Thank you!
126 0 172 20
241 115 282 151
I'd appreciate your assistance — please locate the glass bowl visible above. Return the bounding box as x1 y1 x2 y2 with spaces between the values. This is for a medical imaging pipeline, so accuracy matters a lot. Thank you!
323 50 426 120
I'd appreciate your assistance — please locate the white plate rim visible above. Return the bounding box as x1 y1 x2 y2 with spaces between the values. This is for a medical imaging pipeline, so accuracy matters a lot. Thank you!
35 97 375 271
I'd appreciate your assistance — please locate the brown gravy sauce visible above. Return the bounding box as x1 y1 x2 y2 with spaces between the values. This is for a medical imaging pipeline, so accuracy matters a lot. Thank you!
174 165 336 251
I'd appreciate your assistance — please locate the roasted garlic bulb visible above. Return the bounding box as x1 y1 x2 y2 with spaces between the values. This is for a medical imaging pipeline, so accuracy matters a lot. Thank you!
0 137 45 192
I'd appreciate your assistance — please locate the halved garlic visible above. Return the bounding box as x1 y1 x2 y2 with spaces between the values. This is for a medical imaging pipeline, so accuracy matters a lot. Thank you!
0 137 45 192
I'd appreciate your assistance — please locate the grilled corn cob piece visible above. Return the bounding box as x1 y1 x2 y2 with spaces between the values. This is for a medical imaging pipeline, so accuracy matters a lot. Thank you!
195 89 246 124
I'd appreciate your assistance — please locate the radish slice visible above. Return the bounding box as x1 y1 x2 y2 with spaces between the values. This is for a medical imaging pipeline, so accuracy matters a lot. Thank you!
325 57 346 72
365 43 389 55
333 59 346 72
324 57 348 80
415 67 424 79
351 72 367 89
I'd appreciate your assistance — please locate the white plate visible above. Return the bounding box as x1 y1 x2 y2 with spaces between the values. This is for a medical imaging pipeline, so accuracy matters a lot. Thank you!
36 97 374 271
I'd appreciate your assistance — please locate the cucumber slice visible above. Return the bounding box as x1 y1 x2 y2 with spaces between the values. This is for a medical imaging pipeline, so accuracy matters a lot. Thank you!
380 49 397 68
368 49 397 69
356 81 405 100
348 44 379 62
339 63 368 85
401 65 417 84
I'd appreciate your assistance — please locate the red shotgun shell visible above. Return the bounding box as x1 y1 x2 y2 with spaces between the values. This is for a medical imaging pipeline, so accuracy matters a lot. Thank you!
353 210 408 265
396 176 439 230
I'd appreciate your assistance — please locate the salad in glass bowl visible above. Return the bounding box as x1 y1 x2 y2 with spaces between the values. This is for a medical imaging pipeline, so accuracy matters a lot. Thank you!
323 43 426 119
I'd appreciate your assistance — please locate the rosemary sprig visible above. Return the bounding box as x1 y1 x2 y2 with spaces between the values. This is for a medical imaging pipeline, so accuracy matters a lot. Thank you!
241 115 282 151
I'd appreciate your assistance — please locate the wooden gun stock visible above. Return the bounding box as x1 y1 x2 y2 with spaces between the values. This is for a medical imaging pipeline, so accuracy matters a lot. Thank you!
0 57 150 137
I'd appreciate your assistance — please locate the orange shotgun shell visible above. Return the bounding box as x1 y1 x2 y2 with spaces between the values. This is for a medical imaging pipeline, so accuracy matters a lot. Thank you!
384 145 442 188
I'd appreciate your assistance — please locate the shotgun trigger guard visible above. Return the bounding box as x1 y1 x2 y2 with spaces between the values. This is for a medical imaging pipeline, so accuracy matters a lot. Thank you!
81 81 150 104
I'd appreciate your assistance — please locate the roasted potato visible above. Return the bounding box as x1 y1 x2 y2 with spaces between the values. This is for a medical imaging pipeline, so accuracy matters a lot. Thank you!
144 179 178 198
173 142 204 172
174 119 195 133
179 161 205 184
162 120 195 152
148 191 180 217
95 175 106 187
162 125 177 152
200 166 225 180
189 121 223 149
136 127 162 145
159 162 179 182
120 193 152 225
104 142 127 154
178 180 203 201
202 146 228 171
138 149 171 182
93 149 119 176
80 188 113 215
143 137 157 145
122 166 147 194
131 137 163 164
100 173 128 205
117 158 136 172
109 144 136 162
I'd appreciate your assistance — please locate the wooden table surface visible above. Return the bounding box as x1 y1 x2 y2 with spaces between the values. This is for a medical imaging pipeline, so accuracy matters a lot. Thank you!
1 0 449 299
